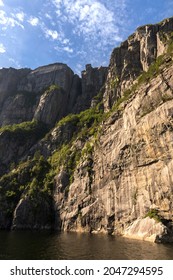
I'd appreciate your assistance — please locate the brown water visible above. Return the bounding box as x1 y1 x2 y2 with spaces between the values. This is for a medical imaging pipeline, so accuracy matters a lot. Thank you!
0 231 173 260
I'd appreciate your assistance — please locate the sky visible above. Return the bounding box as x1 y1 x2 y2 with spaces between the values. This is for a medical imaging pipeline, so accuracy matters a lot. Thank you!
0 0 173 75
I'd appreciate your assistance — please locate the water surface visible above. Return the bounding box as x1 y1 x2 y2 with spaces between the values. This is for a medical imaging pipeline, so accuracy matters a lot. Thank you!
0 231 173 260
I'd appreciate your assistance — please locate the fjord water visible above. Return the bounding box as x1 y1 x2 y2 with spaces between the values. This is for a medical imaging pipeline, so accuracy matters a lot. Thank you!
0 231 173 260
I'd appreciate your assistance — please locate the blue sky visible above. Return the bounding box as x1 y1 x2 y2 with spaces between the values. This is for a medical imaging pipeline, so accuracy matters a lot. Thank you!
0 0 173 74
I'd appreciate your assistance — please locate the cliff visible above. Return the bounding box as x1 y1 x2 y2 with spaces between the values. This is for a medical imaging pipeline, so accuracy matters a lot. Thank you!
103 16 173 110
0 63 107 127
0 16 173 243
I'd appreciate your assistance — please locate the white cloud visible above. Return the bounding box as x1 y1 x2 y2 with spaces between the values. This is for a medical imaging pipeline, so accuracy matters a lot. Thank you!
28 16 39 26
52 0 125 45
0 10 24 29
45 13 52 20
44 28 59 40
53 0 62 9
63 46 73 53
0 0 4 7
0 10 7 25
62 38 70 45
0 43 6 53
16 12 25 22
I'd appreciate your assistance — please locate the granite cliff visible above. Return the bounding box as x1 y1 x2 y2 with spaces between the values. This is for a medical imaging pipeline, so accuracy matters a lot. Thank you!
0 17 173 242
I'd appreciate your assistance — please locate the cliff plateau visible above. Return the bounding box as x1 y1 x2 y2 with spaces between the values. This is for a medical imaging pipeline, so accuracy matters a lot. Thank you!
0 17 173 243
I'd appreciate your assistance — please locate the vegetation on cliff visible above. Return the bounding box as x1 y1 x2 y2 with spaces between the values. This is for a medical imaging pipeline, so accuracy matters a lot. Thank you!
0 120 48 140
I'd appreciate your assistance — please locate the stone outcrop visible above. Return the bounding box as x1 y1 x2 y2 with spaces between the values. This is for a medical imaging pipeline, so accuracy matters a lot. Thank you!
123 217 167 242
12 196 54 230
73 64 108 113
18 63 74 94
0 67 30 107
0 92 37 126
34 87 67 126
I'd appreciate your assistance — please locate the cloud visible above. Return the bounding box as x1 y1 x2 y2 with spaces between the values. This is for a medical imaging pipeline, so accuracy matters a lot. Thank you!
15 12 25 22
0 10 24 29
28 16 39 26
54 44 73 54
0 0 129 71
63 46 73 53
49 0 129 71
45 13 52 20
0 0 4 7
44 28 59 40
0 43 6 53
62 38 70 45
52 0 125 45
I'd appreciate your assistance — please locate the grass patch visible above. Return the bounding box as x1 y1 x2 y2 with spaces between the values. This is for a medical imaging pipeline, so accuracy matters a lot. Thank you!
145 209 161 223
50 143 81 188
138 55 164 85
45 84 61 93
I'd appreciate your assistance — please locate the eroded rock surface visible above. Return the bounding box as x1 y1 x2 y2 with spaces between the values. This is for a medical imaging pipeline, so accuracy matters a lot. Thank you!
53 61 173 242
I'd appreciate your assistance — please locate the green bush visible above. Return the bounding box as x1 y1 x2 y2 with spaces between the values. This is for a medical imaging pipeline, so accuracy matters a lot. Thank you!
145 209 161 222
138 55 164 85
57 114 79 127
0 120 47 141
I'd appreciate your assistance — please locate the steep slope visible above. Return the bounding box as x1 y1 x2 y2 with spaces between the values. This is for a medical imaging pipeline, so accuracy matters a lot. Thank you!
53 58 173 242
0 17 173 242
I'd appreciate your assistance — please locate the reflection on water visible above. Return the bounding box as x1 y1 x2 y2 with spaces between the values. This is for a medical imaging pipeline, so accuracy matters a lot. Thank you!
0 231 173 260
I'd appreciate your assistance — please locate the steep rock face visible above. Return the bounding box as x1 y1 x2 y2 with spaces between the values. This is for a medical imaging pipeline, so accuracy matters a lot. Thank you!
0 93 37 126
0 68 31 125
54 59 173 241
73 64 108 113
103 17 173 110
0 63 78 127
29 64 107 125
0 63 106 127
18 63 74 94
0 122 47 175
0 67 30 106
13 63 76 126
28 120 78 159
12 197 53 230
34 87 67 126
67 74 82 113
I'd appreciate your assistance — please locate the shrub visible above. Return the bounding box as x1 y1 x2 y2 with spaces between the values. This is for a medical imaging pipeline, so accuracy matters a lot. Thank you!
145 209 161 222
0 120 48 141
138 55 164 85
